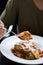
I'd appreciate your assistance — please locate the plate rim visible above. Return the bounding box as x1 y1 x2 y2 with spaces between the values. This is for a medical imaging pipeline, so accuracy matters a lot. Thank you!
0 35 43 64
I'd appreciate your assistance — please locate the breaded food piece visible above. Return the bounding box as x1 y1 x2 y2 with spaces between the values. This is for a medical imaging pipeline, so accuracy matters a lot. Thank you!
18 31 32 40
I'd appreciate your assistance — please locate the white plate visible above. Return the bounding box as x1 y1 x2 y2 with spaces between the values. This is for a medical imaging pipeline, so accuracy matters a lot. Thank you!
0 35 43 64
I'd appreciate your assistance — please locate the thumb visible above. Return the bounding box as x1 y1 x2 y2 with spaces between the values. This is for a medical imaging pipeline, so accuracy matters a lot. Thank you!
0 20 5 28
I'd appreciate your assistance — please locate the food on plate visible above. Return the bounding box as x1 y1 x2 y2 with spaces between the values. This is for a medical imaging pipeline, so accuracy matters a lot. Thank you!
18 31 32 40
11 41 43 60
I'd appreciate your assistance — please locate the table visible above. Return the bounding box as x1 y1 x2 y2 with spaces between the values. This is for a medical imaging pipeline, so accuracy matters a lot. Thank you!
0 52 23 65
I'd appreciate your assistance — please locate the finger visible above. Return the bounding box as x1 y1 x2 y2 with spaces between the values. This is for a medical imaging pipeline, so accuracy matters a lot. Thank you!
0 20 4 28
0 28 7 39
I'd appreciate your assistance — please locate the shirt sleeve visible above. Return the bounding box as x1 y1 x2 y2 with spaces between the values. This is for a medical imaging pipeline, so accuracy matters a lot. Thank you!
0 0 19 27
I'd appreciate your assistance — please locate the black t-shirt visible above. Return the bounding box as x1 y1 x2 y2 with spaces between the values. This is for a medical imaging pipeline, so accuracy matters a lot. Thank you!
31 0 43 36
1 0 43 36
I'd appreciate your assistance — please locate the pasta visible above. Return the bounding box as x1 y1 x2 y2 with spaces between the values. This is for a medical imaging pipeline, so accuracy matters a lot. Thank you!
11 41 43 60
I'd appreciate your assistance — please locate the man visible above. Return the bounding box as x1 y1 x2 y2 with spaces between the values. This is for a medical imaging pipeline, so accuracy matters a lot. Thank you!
0 0 43 39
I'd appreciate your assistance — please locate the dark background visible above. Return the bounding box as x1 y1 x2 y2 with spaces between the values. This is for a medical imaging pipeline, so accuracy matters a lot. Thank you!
0 0 8 15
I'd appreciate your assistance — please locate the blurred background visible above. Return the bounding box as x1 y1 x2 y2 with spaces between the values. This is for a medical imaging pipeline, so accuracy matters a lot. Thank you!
0 0 8 15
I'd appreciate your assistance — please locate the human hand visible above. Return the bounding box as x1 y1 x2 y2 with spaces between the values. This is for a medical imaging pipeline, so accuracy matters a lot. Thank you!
0 20 7 39
0 20 5 28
